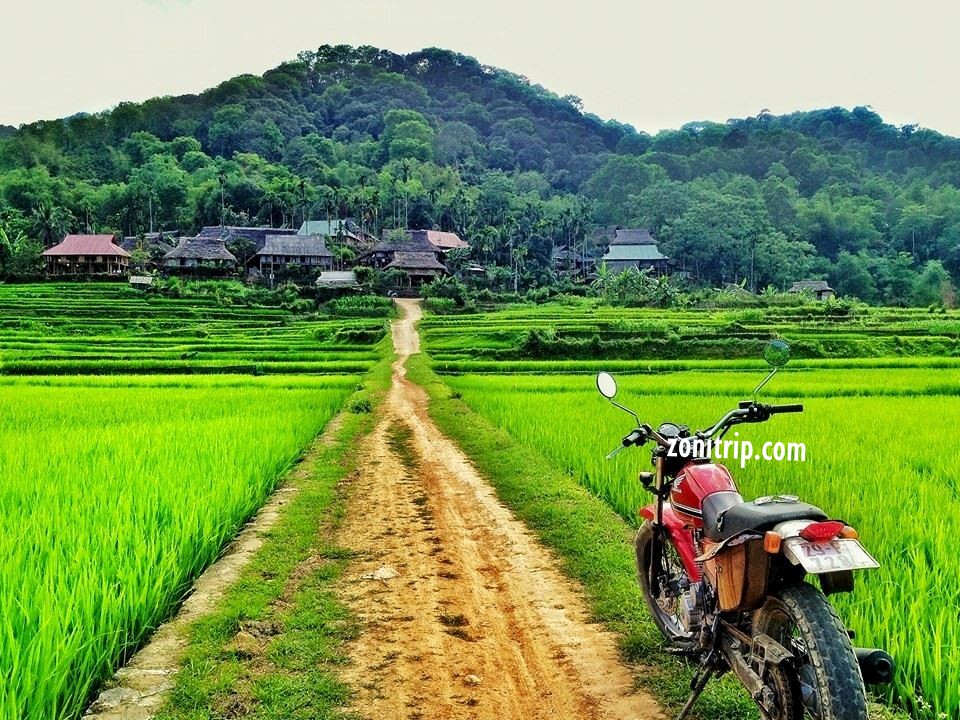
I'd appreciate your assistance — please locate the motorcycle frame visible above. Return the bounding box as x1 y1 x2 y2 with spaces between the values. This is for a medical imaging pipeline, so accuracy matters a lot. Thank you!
639 453 702 582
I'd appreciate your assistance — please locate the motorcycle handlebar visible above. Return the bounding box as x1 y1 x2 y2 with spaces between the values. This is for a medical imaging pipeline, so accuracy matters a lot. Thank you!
698 402 804 439
769 403 804 414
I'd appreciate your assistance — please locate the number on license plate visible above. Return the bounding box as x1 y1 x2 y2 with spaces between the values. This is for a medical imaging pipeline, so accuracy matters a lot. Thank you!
784 538 880 574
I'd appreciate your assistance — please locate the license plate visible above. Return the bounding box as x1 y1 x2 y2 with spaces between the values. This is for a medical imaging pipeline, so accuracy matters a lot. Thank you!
783 538 880 574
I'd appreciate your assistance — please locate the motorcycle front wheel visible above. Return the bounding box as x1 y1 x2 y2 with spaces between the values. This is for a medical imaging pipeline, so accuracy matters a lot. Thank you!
635 521 696 645
753 582 868 720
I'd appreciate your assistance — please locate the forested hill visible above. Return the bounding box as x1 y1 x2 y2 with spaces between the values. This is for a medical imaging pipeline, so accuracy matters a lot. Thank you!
3 43 960 302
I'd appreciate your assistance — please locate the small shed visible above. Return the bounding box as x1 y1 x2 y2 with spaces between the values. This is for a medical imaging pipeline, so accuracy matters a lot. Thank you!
315 271 360 289
42 235 131 276
788 280 835 301
129 275 154 290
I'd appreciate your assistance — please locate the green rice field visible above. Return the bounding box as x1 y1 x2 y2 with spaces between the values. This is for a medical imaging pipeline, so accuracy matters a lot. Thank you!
0 283 385 375
423 300 960 720
0 284 379 719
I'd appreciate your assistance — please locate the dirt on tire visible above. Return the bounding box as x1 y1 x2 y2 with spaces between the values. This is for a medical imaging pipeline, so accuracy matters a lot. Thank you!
336 299 662 720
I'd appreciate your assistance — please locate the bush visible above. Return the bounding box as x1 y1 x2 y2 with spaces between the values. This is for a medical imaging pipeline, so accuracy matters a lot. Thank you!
326 295 394 318
423 297 458 314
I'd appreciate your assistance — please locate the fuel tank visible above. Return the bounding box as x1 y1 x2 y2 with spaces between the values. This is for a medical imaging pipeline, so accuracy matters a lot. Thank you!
670 462 740 529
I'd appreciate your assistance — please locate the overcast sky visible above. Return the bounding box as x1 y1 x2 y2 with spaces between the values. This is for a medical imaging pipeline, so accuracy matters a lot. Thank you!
2 0 959 136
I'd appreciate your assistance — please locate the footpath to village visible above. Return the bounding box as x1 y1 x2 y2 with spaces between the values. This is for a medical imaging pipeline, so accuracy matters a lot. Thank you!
86 299 663 720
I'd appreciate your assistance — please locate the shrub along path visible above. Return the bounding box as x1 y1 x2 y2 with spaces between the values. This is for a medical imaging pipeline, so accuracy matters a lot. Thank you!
331 299 660 720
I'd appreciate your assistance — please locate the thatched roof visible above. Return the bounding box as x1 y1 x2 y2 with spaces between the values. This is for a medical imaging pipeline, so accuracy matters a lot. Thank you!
164 237 237 262
386 251 448 272
788 280 834 293
409 229 468 250
610 228 657 246
257 235 333 258
120 232 176 256
43 235 131 257
369 232 439 255
197 226 297 251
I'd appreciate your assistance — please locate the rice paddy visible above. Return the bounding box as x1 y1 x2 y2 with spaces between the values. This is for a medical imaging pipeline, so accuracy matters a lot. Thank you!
0 283 385 375
0 283 379 719
423 300 960 720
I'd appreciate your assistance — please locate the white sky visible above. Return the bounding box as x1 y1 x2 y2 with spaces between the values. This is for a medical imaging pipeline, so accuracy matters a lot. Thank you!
1 0 958 136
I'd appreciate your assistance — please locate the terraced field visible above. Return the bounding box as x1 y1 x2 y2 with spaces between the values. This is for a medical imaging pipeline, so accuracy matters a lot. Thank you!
0 283 384 375
421 300 960 720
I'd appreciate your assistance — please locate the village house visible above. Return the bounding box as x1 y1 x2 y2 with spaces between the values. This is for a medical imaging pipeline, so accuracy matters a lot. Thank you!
408 229 468 253
120 231 176 270
600 228 669 275
42 234 131 276
253 235 334 274
552 244 595 276
788 280 836 301
163 237 237 272
383 251 448 286
356 232 449 287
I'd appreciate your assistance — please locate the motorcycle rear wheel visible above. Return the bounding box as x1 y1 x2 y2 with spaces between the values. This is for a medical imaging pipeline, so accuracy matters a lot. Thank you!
635 521 696 644
753 582 868 720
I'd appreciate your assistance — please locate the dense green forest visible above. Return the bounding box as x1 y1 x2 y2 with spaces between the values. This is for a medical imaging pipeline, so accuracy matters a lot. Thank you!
2 44 960 305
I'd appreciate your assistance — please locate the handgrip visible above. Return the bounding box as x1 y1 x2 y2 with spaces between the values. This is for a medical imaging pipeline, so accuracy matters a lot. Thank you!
623 429 645 446
769 404 803 414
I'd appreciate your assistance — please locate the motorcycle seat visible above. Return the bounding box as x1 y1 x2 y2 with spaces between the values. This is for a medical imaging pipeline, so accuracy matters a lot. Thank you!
703 494 826 542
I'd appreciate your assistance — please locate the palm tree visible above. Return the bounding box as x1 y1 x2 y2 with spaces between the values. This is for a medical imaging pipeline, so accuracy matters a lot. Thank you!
32 202 71 248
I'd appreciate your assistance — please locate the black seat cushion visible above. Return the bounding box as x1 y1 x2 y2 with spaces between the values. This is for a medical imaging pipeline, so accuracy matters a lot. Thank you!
704 496 826 542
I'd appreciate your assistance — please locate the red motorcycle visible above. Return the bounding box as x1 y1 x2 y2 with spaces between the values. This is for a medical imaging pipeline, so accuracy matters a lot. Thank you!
597 340 894 720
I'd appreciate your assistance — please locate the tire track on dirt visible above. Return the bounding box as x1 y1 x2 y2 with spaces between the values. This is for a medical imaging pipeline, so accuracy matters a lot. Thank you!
336 299 662 720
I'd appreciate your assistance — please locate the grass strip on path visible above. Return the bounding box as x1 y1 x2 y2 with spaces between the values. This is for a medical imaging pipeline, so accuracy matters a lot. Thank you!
155 353 392 720
405 354 907 720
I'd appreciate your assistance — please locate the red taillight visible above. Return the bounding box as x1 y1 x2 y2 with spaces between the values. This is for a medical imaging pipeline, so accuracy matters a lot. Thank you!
799 520 845 542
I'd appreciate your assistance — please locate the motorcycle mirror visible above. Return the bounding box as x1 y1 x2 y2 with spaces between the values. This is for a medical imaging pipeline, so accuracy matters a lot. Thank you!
763 339 791 367
596 372 618 399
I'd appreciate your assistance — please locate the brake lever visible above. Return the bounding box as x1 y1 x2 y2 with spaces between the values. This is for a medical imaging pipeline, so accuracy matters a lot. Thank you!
605 445 626 461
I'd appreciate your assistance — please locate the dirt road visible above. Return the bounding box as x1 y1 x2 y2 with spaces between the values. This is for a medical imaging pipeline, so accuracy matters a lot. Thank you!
337 299 662 720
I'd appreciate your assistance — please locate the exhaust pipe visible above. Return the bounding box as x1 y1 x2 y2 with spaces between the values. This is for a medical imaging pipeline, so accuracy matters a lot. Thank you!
855 647 895 685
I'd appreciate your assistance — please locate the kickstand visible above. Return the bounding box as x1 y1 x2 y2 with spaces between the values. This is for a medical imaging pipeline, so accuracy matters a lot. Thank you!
675 662 716 720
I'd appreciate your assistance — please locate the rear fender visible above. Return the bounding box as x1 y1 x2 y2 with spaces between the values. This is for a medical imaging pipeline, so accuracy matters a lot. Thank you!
640 503 701 581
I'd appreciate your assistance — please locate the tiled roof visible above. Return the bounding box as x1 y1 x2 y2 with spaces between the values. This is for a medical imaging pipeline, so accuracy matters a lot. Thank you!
43 235 131 257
